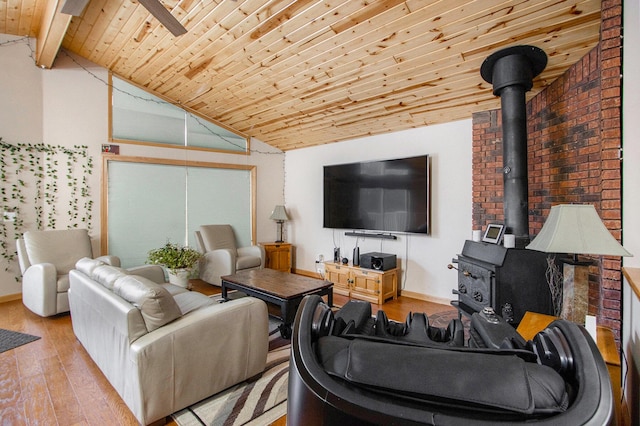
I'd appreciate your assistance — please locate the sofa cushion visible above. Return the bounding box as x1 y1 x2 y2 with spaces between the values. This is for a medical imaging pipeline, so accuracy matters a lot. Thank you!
57 275 71 293
114 275 182 332
173 291 215 315
75 257 105 276
24 229 94 274
161 283 190 296
93 265 129 291
198 225 237 252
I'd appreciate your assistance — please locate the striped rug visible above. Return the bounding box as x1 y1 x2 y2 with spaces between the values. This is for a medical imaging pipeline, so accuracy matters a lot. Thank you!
172 326 290 426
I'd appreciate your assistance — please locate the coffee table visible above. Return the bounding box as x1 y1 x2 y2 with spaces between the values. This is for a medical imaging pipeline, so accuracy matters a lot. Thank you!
221 268 333 338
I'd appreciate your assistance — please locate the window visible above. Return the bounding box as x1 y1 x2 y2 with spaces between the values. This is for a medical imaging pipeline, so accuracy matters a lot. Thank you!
102 156 256 268
110 75 249 153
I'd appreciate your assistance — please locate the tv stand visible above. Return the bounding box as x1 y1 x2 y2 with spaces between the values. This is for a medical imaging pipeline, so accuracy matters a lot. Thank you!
344 231 397 240
324 262 398 305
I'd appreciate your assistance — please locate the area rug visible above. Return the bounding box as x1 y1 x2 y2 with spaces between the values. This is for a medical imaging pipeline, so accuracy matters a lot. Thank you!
427 309 464 328
0 328 40 354
427 309 470 341
172 341 290 426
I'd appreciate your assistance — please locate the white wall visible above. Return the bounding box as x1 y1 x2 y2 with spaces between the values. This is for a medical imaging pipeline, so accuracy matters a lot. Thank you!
285 120 472 302
0 40 285 298
0 36 43 142
622 0 640 422
0 36 43 296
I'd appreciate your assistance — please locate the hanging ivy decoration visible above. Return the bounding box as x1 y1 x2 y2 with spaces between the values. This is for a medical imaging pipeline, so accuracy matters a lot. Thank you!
0 138 93 277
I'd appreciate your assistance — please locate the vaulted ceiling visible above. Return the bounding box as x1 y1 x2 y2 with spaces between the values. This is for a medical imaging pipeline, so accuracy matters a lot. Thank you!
1 0 601 151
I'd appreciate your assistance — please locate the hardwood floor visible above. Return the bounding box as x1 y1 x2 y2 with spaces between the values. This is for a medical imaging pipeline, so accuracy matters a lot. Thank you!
0 279 455 425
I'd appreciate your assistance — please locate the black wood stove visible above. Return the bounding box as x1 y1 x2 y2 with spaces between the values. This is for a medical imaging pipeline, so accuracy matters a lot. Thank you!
450 240 553 325
448 46 554 325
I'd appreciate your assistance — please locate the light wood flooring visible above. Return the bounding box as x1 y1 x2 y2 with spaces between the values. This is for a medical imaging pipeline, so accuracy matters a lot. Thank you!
0 279 455 425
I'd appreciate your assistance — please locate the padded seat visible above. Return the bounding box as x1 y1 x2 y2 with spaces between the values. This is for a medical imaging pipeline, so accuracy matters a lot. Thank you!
17 229 120 317
195 224 265 285
68 257 269 425
288 295 615 425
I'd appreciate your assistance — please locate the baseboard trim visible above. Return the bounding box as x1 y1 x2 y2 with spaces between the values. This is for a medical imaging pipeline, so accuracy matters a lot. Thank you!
397 290 452 306
0 293 22 304
292 268 320 279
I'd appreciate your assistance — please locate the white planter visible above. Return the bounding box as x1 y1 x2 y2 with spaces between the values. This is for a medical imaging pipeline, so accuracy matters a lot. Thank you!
168 269 191 289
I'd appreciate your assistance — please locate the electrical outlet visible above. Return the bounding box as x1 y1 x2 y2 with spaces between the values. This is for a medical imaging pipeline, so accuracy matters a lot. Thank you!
3 211 16 222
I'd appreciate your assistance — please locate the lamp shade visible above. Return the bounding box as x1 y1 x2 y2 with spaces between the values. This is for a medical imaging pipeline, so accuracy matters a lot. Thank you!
270 205 290 222
526 204 632 257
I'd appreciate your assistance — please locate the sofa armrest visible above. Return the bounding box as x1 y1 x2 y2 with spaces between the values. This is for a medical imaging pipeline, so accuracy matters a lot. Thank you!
203 248 236 265
96 255 121 267
22 263 59 317
200 248 236 284
126 264 166 283
238 245 265 265
128 297 269 423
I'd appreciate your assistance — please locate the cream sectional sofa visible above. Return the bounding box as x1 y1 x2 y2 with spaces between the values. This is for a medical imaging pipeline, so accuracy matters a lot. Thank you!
68 258 269 425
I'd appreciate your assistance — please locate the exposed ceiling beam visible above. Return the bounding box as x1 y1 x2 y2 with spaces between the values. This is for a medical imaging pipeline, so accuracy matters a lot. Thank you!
138 0 187 37
36 0 73 69
61 0 91 16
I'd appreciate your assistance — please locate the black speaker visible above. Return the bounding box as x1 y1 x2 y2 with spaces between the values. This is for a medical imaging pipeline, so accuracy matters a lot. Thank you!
359 252 397 271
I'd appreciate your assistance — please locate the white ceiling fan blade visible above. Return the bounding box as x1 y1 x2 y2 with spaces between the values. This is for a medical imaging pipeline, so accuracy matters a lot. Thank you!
138 0 187 36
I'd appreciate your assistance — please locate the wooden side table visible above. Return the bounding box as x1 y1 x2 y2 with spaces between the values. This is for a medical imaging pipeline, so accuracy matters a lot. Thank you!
260 242 293 272
517 311 621 422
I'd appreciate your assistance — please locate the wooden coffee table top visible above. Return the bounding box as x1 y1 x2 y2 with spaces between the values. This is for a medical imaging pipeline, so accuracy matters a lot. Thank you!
222 268 332 300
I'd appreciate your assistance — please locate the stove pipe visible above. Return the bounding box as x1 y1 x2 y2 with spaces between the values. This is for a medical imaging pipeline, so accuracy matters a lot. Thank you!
480 46 547 247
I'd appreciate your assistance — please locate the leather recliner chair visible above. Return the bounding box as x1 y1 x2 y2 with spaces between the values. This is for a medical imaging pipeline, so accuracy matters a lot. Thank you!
195 224 265 285
16 228 120 317
288 295 614 425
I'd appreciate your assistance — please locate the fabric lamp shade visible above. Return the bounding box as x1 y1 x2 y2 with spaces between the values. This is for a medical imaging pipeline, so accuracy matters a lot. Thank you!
269 205 290 222
526 204 631 324
270 205 290 243
526 204 632 257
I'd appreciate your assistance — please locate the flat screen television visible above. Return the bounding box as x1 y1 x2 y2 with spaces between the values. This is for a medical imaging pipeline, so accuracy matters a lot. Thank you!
323 155 430 235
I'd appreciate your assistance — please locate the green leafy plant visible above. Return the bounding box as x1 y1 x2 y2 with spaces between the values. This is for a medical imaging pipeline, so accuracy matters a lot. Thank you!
146 242 202 274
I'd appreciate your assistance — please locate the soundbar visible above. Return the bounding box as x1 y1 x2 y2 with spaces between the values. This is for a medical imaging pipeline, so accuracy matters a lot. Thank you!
344 231 397 240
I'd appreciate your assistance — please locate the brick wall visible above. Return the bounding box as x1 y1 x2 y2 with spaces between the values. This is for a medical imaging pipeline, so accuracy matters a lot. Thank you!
472 0 623 339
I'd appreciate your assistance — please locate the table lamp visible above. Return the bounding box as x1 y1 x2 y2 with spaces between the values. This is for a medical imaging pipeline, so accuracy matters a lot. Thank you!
526 204 632 322
270 205 290 243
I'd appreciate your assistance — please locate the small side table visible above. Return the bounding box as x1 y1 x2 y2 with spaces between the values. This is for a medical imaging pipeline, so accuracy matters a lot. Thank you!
260 242 293 272
517 311 621 422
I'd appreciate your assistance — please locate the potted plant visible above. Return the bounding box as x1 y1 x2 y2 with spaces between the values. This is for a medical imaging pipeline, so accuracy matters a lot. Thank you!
147 242 202 288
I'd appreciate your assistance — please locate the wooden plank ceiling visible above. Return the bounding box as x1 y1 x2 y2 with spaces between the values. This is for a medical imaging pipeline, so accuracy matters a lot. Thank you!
1 0 601 151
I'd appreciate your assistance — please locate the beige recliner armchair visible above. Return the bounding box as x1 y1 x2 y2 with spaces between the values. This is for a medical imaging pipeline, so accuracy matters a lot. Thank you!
195 224 264 285
16 229 120 317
